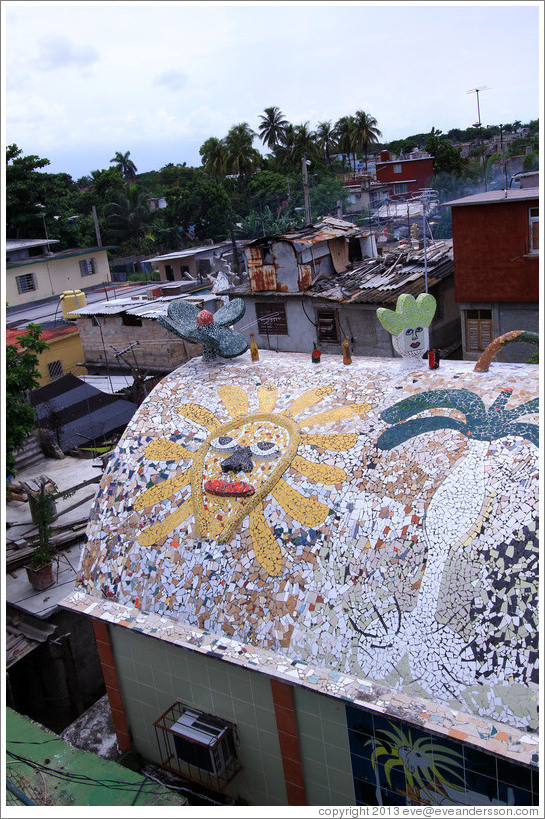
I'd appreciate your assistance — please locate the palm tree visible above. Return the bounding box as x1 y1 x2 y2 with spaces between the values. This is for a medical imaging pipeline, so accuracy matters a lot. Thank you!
365 387 539 699
104 183 152 250
316 121 335 167
109 150 137 181
352 110 382 171
199 136 227 180
334 115 356 171
258 106 288 151
224 123 260 178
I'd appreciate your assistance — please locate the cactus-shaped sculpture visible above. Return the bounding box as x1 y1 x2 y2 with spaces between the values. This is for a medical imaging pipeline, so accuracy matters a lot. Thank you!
158 297 248 362
377 293 436 362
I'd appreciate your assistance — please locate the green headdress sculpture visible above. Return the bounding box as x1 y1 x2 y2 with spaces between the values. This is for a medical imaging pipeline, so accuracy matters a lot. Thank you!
377 293 436 360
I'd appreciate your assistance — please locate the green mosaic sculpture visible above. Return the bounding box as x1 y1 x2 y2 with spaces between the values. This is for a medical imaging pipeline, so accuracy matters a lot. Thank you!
158 298 248 362
377 293 436 360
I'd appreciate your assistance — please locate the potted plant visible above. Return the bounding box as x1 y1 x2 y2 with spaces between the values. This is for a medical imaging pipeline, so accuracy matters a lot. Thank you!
20 476 60 591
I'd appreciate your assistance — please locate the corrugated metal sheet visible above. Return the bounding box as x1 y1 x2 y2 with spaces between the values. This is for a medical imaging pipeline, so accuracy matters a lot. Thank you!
247 217 368 253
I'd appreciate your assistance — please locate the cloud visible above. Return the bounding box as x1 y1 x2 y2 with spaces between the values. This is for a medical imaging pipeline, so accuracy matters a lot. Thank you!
36 34 99 71
153 69 188 92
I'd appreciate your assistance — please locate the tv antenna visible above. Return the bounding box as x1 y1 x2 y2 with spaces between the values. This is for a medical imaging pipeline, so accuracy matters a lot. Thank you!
467 86 490 190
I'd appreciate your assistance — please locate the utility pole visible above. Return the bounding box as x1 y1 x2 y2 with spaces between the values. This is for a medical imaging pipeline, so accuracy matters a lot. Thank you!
467 86 489 191
301 155 312 224
92 205 102 247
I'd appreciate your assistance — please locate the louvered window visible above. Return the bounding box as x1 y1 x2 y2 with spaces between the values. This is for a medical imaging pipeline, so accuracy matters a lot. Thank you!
316 308 339 342
16 273 36 293
466 309 492 352
79 258 97 277
47 360 64 380
255 302 288 335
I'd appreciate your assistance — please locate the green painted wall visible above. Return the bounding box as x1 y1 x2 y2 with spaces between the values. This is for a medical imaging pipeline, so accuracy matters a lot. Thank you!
108 625 287 805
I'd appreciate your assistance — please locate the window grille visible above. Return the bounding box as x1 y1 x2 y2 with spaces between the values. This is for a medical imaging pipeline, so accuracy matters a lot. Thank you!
79 258 96 277
47 360 64 380
316 308 339 343
255 302 288 335
154 701 241 792
529 207 539 253
16 273 36 294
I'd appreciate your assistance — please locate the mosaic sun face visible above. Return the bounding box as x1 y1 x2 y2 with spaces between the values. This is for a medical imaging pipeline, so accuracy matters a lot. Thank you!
134 383 370 575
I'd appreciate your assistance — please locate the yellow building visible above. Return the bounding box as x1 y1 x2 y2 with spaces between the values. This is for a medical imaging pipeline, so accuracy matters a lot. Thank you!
6 325 87 386
6 239 115 307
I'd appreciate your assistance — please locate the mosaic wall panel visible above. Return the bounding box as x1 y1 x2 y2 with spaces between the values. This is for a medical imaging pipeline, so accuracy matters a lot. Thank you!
345 704 539 806
79 353 539 735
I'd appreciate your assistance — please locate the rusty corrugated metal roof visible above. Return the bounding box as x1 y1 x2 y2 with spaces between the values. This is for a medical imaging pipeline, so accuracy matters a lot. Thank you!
228 241 454 306
247 217 369 252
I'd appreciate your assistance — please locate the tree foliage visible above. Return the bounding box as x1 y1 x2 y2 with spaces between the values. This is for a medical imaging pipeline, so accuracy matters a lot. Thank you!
6 325 49 477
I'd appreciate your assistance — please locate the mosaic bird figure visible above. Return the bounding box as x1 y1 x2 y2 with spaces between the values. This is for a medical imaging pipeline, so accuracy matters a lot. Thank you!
158 297 248 362
355 388 539 703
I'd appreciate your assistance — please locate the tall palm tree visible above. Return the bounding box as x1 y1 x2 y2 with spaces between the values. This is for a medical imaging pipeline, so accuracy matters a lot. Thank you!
199 136 227 180
105 183 152 250
334 115 356 171
224 123 260 178
316 121 335 167
352 110 382 171
109 150 137 181
258 106 288 151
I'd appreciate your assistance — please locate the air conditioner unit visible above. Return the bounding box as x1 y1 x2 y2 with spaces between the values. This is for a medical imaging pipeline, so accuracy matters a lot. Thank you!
169 708 237 778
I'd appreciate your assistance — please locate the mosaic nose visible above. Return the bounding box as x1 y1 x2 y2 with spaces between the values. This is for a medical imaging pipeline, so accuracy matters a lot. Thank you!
221 445 254 474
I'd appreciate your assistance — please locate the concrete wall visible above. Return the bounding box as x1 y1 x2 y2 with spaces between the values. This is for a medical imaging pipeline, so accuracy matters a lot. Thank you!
243 289 459 360
6 250 111 307
75 314 201 373
36 333 87 385
460 301 539 362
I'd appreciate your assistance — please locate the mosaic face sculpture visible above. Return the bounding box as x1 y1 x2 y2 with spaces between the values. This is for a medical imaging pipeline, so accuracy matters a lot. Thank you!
377 293 436 359
134 383 370 574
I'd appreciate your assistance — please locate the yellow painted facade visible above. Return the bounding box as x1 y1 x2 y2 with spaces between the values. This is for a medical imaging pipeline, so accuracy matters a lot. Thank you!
35 331 87 386
6 249 112 307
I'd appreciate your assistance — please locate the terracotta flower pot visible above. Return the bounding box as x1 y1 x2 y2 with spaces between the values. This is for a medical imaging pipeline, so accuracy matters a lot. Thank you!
25 563 55 591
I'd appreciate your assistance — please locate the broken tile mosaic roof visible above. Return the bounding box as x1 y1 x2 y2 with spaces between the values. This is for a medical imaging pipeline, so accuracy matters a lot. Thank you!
64 350 539 764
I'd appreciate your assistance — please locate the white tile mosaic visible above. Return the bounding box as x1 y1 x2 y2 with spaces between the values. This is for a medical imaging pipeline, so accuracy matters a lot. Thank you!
62 351 539 764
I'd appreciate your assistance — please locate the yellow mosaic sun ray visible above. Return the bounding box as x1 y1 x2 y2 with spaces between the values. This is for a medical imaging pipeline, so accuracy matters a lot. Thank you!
282 385 335 419
137 497 193 547
143 439 193 462
271 478 330 527
218 385 248 419
257 384 278 414
301 433 359 451
291 455 347 485
301 402 371 429
133 471 191 511
178 404 221 431
249 508 283 575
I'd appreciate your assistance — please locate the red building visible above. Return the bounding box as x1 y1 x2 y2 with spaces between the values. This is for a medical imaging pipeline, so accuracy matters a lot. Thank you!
375 150 434 200
444 187 539 362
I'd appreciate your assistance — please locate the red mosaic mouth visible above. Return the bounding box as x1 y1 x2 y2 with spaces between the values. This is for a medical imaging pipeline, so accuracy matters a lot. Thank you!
410 342 421 348
204 479 255 497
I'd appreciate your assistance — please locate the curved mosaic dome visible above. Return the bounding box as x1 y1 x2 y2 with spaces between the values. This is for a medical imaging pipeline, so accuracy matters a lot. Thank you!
79 351 539 731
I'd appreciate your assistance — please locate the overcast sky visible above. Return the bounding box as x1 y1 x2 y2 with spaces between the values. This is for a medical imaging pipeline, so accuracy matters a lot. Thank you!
3 1 542 180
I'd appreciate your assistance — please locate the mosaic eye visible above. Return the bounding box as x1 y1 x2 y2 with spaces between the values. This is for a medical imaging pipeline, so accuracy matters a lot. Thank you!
210 435 238 452
249 441 281 459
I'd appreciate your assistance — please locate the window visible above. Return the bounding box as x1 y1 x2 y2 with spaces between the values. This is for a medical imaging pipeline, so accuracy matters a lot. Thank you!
393 163 402 173
316 308 339 342
255 302 288 335
16 273 36 294
79 258 96 277
529 207 539 253
47 360 64 380
122 314 142 327
393 183 408 194
465 309 492 352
